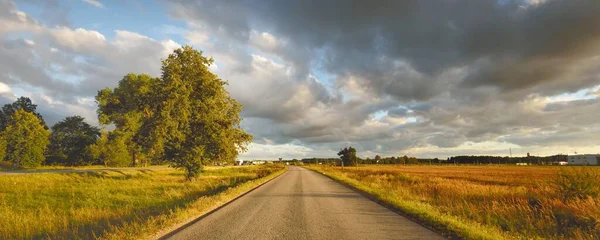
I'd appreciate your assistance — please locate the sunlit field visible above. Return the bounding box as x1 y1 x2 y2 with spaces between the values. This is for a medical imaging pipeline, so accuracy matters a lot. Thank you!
0 164 285 239
307 165 600 240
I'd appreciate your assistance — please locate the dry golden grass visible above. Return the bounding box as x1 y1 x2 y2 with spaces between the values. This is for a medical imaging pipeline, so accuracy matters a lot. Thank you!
308 165 600 240
0 164 285 239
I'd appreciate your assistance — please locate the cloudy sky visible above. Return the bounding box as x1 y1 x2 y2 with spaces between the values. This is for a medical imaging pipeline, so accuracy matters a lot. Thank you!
1 0 599 159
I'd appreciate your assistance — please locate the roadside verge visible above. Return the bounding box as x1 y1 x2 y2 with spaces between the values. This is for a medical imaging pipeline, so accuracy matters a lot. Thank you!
100 166 287 240
304 166 510 240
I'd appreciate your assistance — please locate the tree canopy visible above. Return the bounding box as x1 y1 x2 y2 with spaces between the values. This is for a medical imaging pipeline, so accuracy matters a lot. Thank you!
96 73 159 167
0 46 253 175
143 46 252 179
2 109 50 168
95 46 252 179
47 116 100 166
338 146 358 166
0 97 46 131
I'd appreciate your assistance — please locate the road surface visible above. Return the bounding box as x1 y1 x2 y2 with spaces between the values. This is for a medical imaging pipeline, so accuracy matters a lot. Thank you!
166 166 442 240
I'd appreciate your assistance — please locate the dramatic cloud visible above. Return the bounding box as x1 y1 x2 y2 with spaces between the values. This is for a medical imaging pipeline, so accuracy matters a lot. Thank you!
1 0 599 159
166 0 600 157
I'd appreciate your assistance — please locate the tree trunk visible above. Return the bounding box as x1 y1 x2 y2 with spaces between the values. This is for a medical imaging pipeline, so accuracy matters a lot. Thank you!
131 150 136 167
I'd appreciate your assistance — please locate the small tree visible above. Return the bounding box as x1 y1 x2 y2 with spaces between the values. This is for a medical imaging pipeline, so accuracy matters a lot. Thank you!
2 109 50 168
338 147 358 166
87 130 130 167
401 155 408 165
47 116 100 166
374 155 382 164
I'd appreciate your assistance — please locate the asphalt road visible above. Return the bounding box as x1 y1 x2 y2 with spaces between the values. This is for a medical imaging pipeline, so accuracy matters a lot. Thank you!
166 166 442 240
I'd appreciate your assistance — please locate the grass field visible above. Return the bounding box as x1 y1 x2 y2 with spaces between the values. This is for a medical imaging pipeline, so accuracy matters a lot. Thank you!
307 165 600 240
0 162 167 171
0 164 285 239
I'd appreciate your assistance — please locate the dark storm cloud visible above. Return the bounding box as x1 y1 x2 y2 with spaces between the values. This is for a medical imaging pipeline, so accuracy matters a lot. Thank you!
165 0 600 155
1 0 598 158
169 0 600 101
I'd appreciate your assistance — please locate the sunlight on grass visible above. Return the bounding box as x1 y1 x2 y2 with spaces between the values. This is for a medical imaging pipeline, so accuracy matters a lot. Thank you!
307 165 600 240
0 164 285 239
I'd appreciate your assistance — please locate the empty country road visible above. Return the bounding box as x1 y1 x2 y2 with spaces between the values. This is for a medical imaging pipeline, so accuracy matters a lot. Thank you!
165 166 442 240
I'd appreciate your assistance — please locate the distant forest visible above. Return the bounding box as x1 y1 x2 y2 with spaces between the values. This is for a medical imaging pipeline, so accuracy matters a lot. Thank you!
301 154 568 165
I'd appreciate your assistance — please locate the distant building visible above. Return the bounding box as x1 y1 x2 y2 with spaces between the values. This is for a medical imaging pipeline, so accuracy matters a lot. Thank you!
567 154 599 165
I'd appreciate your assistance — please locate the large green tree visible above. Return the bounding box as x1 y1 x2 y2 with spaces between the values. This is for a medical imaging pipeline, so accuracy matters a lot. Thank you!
96 73 159 167
2 109 50 168
338 146 358 166
143 46 252 180
0 97 46 131
47 116 100 166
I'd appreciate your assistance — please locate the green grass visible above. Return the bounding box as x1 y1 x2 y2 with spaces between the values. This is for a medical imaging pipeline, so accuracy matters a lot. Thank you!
307 165 600 240
0 162 169 171
0 164 286 239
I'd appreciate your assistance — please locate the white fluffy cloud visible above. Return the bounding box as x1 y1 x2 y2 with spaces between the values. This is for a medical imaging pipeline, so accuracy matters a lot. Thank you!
0 0 180 125
49 27 106 52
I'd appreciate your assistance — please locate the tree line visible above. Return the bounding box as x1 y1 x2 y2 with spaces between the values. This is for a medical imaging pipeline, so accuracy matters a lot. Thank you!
446 155 567 165
300 147 422 166
300 147 567 166
0 46 252 180
335 146 422 166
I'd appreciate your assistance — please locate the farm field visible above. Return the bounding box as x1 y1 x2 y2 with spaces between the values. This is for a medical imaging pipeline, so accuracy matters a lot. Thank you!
0 164 285 239
307 165 600 240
